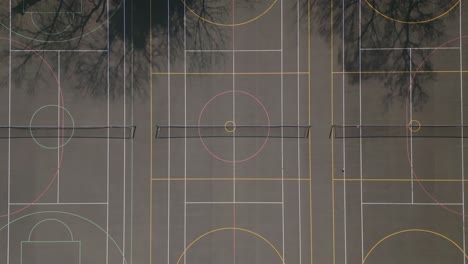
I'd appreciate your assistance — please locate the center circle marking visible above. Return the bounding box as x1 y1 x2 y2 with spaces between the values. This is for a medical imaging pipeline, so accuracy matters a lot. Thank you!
198 90 270 163
29 104 75 149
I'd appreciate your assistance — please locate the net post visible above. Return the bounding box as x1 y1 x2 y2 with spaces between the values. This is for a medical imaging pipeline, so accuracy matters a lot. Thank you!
131 126 137 139
155 126 160 139
329 125 335 139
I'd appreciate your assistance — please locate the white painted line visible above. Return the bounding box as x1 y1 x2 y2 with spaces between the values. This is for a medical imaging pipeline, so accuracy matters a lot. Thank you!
280 0 286 261
358 1 364 262
10 202 109 205
123 1 127 263
11 49 108 52
410 48 414 204
183 4 187 264
106 0 110 262
360 47 460 51
167 1 172 264
7 1 11 262
362 202 463 206
342 0 347 262
459 2 466 263
186 201 284 205
57 51 61 203
186 49 282 52
297 0 303 263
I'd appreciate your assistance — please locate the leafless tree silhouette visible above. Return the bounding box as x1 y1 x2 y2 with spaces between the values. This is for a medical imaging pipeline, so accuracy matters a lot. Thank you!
306 0 458 108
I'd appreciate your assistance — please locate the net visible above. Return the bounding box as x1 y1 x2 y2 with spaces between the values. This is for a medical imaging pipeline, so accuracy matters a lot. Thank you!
155 125 311 139
0 126 136 139
331 125 468 139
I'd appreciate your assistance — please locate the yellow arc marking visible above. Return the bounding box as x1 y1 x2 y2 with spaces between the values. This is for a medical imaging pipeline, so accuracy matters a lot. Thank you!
181 0 277 27
362 229 468 264
364 0 460 24
176 227 285 264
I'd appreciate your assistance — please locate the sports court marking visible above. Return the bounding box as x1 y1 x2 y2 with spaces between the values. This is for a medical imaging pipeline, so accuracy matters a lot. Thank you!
150 0 312 264
362 229 468 264
180 0 278 27
152 71 309 75
363 0 460 24
333 1 467 264
151 177 310 181
333 70 468 74
5 1 133 264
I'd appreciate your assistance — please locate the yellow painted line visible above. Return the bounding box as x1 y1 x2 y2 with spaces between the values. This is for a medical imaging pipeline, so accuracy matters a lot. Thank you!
334 178 468 182
362 229 468 264
175 227 285 264
151 177 310 181
152 71 309 75
181 0 278 27
333 70 468 74
364 0 460 24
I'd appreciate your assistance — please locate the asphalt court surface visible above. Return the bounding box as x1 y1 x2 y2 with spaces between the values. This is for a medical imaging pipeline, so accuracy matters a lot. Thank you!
0 0 133 264
151 1 312 264
5 0 468 264
332 1 468 264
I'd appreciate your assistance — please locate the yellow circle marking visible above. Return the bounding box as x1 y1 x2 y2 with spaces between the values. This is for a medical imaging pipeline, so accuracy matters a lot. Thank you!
364 0 460 24
408 119 422 133
224 120 236 133
176 227 285 264
362 229 468 264
181 0 277 27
